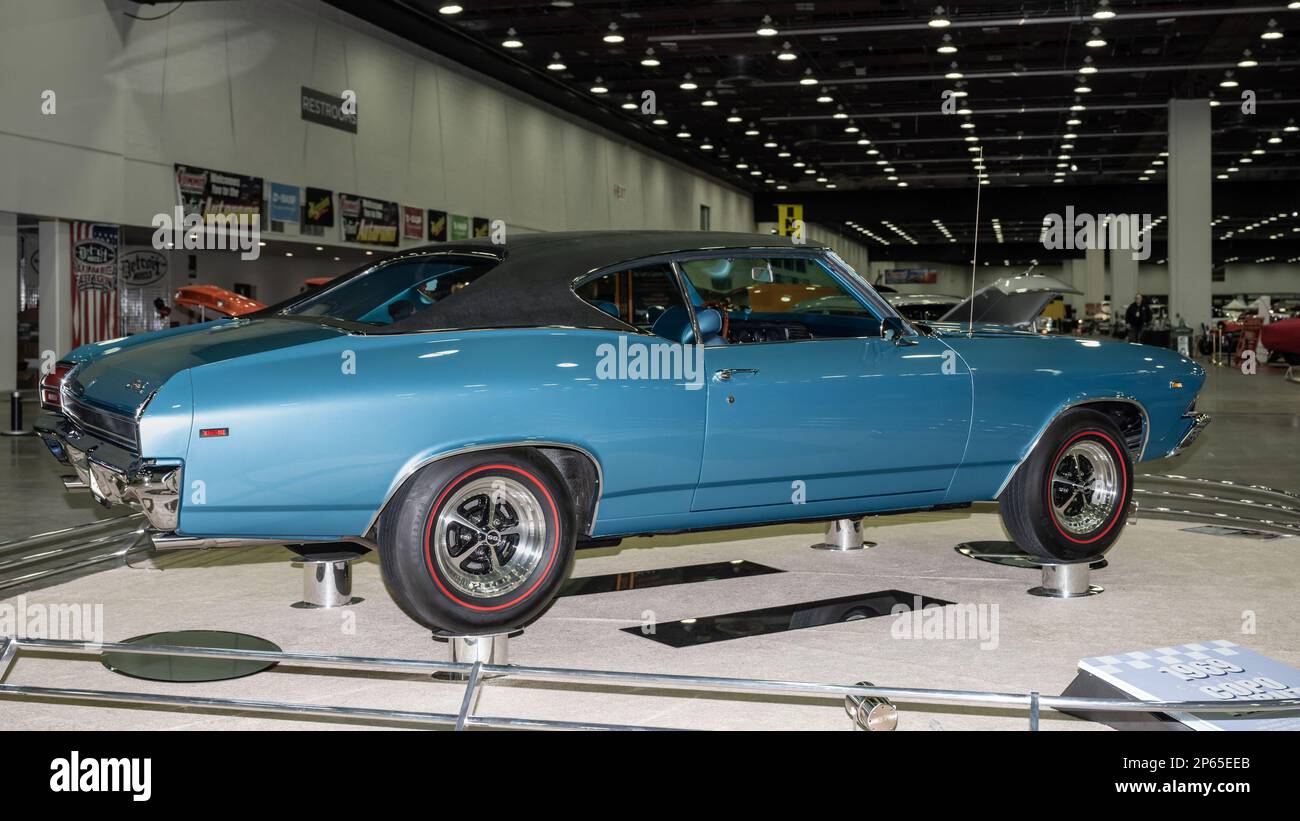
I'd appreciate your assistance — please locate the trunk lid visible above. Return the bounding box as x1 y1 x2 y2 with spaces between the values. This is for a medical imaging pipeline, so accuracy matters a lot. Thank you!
69 318 348 415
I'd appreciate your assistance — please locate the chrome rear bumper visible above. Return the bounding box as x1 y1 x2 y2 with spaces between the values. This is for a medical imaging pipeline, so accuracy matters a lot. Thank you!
1169 411 1212 456
34 413 181 532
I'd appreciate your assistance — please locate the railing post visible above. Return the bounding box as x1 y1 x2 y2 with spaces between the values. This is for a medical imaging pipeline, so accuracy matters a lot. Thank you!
1029 691 1040 731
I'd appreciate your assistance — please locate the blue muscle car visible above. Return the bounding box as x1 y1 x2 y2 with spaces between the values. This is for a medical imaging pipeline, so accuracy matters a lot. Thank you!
36 232 1209 634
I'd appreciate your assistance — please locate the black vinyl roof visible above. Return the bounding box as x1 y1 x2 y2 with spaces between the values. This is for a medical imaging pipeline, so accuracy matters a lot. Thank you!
383 230 828 332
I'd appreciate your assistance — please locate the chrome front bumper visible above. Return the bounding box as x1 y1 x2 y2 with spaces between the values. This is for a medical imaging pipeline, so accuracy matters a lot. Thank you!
34 413 181 531
1169 411 1212 456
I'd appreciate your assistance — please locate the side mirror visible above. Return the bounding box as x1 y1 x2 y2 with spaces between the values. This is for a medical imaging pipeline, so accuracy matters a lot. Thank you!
880 315 916 346
750 263 774 283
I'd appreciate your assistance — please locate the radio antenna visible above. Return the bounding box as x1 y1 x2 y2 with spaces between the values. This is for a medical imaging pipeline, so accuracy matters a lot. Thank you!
967 145 984 336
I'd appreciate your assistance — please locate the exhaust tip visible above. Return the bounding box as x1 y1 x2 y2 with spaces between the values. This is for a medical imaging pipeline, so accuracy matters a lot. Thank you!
61 475 89 491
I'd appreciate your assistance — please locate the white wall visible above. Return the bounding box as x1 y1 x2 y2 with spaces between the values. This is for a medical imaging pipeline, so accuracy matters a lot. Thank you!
0 0 753 240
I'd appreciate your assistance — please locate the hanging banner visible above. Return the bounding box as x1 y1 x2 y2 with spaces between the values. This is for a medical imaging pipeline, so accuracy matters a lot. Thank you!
303 187 334 228
450 214 470 241
775 203 803 236
70 222 121 348
269 182 300 223
174 163 264 218
339 193 400 246
427 209 447 242
301 86 358 133
472 216 491 239
119 249 170 336
884 268 938 285
403 206 424 240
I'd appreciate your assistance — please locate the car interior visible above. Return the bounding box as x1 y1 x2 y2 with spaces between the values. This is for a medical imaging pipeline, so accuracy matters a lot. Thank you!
575 255 886 344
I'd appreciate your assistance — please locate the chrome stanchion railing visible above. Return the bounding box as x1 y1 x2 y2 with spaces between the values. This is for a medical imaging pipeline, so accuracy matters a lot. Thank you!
1 636 1298 731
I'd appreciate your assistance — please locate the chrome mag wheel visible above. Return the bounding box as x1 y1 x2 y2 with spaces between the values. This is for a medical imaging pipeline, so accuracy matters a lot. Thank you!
433 475 548 598
1050 440 1120 535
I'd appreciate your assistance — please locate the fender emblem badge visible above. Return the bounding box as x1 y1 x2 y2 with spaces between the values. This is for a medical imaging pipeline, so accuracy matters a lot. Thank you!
126 378 147 393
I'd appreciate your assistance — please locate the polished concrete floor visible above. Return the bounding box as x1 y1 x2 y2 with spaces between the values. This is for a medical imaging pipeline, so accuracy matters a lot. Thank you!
0 359 1296 730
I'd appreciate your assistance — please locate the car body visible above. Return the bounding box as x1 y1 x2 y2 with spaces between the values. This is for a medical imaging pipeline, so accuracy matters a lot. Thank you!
35 231 1210 633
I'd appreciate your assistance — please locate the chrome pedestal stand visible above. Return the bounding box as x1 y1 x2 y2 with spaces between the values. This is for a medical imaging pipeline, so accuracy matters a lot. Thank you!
432 632 514 682
955 541 1105 598
290 550 365 609
810 517 875 551
844 680 898 731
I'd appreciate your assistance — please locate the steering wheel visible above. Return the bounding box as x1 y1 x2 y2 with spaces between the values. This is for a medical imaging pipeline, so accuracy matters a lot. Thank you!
701 301 731 341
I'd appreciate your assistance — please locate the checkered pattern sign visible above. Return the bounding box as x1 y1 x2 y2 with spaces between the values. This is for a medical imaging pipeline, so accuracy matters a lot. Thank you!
1079 640 1300 731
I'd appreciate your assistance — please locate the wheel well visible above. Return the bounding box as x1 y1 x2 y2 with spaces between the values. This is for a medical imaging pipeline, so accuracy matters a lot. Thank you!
534 446 601 535
1074 400 1147 459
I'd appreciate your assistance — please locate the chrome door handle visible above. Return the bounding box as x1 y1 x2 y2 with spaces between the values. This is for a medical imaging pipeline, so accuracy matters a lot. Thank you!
714 368 759 381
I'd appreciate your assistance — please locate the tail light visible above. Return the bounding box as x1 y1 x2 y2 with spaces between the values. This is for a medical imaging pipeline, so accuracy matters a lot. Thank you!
40 362 74 412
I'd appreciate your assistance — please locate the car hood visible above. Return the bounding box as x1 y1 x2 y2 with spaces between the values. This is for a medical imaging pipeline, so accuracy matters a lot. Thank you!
938 273 1079 329
66 318 348 415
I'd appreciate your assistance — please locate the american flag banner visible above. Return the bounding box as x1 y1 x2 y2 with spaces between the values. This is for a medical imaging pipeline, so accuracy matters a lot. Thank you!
70 222 121 349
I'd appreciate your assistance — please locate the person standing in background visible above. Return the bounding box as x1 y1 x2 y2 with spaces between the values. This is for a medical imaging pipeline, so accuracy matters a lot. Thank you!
1125 294 1152 343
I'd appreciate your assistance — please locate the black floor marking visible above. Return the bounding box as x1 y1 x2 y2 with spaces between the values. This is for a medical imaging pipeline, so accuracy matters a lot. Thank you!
624 589 955 647
559 560 782 597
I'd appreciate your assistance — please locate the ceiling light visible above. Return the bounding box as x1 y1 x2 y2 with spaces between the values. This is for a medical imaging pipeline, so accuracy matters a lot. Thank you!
1075 83 1092 93
817 93 834 104
1284 120 1298 133
1070 103 1087 112
799 69 818 85
897 181 909 188
1063 132 1078 139
701 93 718 107
502 28 522 49
1261 19 1283 40
437 3 463 14
867 148 879 155
844 124 860 133
745 125 761 136
726 109 742 123
929 6 951 28
736 162 749 169
1092 1 1116 20
960 121 975 129
792 160 806 168
778 149 791 157
937 34 957 54
1220 71 1238 88
1066 118 1082 126
756 15 778 37
1053 178 1064 184
857 138 871 145
816 176 828 183
546 52 566 71
1252 147 1266 155
620 95 636 109
699 141 714 150
1085 28 1107 48
679 74 697 91
1268 134 1283 144
603 23 624 44
776 184 788 190
945 63 964 79
763 137 778 147
590 77 608 94
676 128 691 138
777 42 798 61
653 117 669 126
1238 50 1258 68
641 48 660 67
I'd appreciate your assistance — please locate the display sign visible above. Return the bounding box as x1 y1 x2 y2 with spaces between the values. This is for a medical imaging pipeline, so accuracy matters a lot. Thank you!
303 187 334 228
403 206 424 240
70 222 121 348
174 164 263 218
472 216 490 239
775 203 803 237
339 193 400 246
427 209 447 242
450 213 470 241
884 268 938 285
300 86 357 133
269 182 300 223
1078 641 1300 730
119 249 167 287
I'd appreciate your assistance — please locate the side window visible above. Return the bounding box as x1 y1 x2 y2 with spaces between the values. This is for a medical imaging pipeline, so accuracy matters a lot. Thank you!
677 255 881 342
574 263 691 341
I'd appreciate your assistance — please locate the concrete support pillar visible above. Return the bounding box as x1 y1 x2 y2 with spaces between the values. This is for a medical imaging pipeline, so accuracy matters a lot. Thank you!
1167 99 1213 329
1110 246 1139 324
38 220 72 360
1065 258 1086 316
1084 247 1106 315
0 213 16 394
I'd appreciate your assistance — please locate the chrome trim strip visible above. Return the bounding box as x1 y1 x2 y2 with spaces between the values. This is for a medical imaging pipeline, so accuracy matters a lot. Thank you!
146 532 371 551
1166 412 1211 457
993 397 1150 499
362 441 605 538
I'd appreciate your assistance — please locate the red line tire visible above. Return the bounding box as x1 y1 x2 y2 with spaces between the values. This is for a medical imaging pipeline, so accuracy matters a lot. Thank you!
999 408 1133 563
378 449 576 634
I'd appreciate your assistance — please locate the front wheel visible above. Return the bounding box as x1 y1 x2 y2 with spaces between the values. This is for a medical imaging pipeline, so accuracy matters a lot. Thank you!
999 409 1133 562
378 450 575 634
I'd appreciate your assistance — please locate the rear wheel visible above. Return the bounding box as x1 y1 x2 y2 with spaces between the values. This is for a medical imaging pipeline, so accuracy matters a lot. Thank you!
999 409 1133 563
378 450 575 634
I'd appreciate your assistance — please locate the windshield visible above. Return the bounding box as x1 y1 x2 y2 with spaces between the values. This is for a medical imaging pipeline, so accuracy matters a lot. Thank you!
279 254 498 327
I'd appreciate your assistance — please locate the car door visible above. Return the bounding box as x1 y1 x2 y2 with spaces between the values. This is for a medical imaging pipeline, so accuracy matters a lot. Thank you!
681 252 973 512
